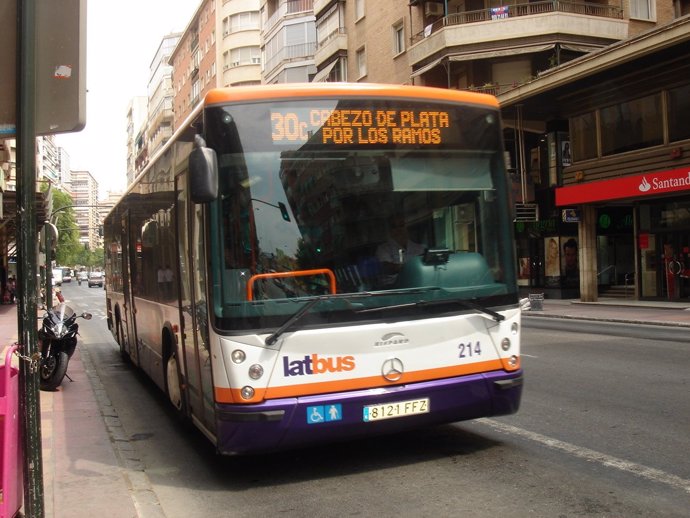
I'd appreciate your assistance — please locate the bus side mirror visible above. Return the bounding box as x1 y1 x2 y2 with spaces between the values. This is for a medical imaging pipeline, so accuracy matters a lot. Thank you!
189 135 219 203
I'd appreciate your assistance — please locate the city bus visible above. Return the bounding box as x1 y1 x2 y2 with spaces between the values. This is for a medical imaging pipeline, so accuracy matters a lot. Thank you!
104 83 523 455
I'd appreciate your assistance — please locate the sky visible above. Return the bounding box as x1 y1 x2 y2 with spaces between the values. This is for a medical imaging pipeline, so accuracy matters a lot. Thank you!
56 0 200 198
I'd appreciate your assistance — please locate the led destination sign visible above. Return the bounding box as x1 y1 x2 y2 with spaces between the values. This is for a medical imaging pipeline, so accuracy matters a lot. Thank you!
271 108 451 145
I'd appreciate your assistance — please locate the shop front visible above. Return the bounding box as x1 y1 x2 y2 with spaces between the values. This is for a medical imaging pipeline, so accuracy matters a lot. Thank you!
557 166 690 301
515 217 580 299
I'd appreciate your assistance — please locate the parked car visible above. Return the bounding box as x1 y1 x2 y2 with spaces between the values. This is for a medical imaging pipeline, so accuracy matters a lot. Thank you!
87 271 104 288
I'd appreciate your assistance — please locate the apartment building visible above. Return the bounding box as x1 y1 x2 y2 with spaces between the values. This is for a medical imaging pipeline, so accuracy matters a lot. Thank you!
314 0 424 84
36 135 61 187
218 0 262 87
148 34 182 160
126 96 148 186
70 170 100 250
261 0 317 83
170 0 218 131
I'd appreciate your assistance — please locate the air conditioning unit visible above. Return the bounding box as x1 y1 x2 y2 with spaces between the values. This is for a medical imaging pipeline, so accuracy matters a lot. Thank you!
424 2 444 17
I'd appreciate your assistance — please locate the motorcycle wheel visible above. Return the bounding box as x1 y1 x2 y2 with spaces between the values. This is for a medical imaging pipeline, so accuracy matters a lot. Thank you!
40 351 70 391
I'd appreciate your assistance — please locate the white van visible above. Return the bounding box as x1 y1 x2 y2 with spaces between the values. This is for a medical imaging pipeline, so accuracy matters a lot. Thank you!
52 268 63 286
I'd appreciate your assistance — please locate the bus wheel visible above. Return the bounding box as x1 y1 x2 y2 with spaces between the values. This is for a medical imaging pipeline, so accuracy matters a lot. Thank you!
117 319 130 363
165 352 185 414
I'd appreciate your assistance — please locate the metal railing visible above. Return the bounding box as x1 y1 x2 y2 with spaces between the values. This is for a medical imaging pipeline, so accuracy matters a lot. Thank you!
264 42 317 76
412 0 624 44
264 0 314 34
597 264 616 281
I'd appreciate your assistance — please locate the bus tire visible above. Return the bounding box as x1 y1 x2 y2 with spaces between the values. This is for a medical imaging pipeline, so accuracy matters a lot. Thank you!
116 318 130 364
164 351 186 416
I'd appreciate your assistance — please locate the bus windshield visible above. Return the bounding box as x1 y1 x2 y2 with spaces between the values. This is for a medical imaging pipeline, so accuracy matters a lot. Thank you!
206 97 517 331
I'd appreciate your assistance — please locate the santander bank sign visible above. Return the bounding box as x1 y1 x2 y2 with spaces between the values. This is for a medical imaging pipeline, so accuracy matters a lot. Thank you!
556 167 690 206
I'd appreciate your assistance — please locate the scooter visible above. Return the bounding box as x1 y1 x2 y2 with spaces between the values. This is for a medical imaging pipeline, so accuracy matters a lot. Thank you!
38 298 92 390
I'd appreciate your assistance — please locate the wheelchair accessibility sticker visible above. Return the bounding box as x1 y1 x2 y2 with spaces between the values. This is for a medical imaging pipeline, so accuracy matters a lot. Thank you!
307 404 342 424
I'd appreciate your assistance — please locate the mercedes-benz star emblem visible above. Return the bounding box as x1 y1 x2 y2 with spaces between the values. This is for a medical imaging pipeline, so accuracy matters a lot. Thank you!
381 358 404 382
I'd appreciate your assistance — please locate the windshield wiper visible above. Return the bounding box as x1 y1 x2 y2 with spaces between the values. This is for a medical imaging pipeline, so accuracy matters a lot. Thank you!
356 297 505 322
264 288 452 345
264 292 374 345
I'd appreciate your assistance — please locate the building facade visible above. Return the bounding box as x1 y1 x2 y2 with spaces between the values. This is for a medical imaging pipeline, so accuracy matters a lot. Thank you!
261 0 317 84
499 17 690 302
148 34 181 160
170 0 217 131
218 0 262 87
313 0 425 84
126 96 148 186
70 170 100 250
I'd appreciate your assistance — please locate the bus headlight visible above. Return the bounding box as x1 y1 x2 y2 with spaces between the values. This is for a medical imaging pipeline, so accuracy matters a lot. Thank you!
508 355 519 368
241 386 255 399
231 349 246 364
511 322 519 335
501 337 511 351
248 364 264 380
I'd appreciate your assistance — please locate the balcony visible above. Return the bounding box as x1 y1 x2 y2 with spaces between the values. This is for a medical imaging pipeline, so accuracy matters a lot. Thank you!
409 0 626 66
148 104 173 130
264 42 317 76
314 27 347 67
149 125 173 157
265 0 314 34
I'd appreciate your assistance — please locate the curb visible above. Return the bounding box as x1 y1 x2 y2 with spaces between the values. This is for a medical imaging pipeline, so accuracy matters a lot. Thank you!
522 311 690 328
79 345 166 518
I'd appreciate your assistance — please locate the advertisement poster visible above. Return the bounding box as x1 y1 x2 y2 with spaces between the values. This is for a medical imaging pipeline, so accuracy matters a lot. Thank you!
561 236 578 287
518 257 530 286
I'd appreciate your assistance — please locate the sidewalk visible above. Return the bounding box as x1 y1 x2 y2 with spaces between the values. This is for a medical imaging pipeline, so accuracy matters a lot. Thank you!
0 303 139 518
523 297 690 327
1 297 690 517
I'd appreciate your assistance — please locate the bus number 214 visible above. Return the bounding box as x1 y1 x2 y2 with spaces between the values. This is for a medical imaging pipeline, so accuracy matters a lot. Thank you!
458 341 482 358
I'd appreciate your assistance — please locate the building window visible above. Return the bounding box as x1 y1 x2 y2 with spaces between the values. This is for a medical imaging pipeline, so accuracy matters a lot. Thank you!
230 46 261 67
317 4 342 47
630 0 654 20
356 47 366 79
393 22 405 55
668 83 690 143
600 93 663 156
355 0 365 20
227 11 260 34
569 112 597 162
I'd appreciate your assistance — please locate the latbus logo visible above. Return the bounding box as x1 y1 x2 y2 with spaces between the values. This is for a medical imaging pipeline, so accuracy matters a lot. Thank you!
283 354 355 377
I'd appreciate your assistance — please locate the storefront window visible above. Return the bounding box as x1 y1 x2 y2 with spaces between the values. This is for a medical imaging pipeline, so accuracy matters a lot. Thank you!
668 83 690 143
569 112 597 162
600 93 663 156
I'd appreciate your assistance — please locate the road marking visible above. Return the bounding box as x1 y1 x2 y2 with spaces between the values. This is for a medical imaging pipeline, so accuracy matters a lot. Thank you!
479 418 690 495
521 353 538 358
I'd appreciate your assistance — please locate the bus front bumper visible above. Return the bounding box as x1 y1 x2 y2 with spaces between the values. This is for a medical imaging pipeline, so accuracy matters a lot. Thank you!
214 369 523 455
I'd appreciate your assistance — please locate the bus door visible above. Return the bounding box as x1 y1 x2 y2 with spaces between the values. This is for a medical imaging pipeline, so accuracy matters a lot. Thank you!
120 211 140 364
176 173 215 431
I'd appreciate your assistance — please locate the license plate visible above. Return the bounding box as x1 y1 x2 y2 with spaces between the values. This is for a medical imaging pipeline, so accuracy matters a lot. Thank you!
363 398 429 422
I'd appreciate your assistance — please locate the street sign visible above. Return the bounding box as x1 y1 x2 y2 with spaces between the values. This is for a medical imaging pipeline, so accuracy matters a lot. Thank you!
562 208 580 223
0 0 86 137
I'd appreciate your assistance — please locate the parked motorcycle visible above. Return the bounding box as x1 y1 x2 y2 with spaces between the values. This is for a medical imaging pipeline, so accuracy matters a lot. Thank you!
38 301 92 390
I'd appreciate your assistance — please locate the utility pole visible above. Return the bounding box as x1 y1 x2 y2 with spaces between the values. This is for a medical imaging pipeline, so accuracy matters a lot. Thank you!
16 0 45 516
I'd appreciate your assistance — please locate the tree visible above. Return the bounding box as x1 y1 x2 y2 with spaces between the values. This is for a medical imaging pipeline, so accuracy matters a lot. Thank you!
50 190 81 266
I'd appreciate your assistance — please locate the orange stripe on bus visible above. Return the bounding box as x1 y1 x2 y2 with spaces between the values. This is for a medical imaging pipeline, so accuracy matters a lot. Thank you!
214 359 507 404
204 84 499 108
